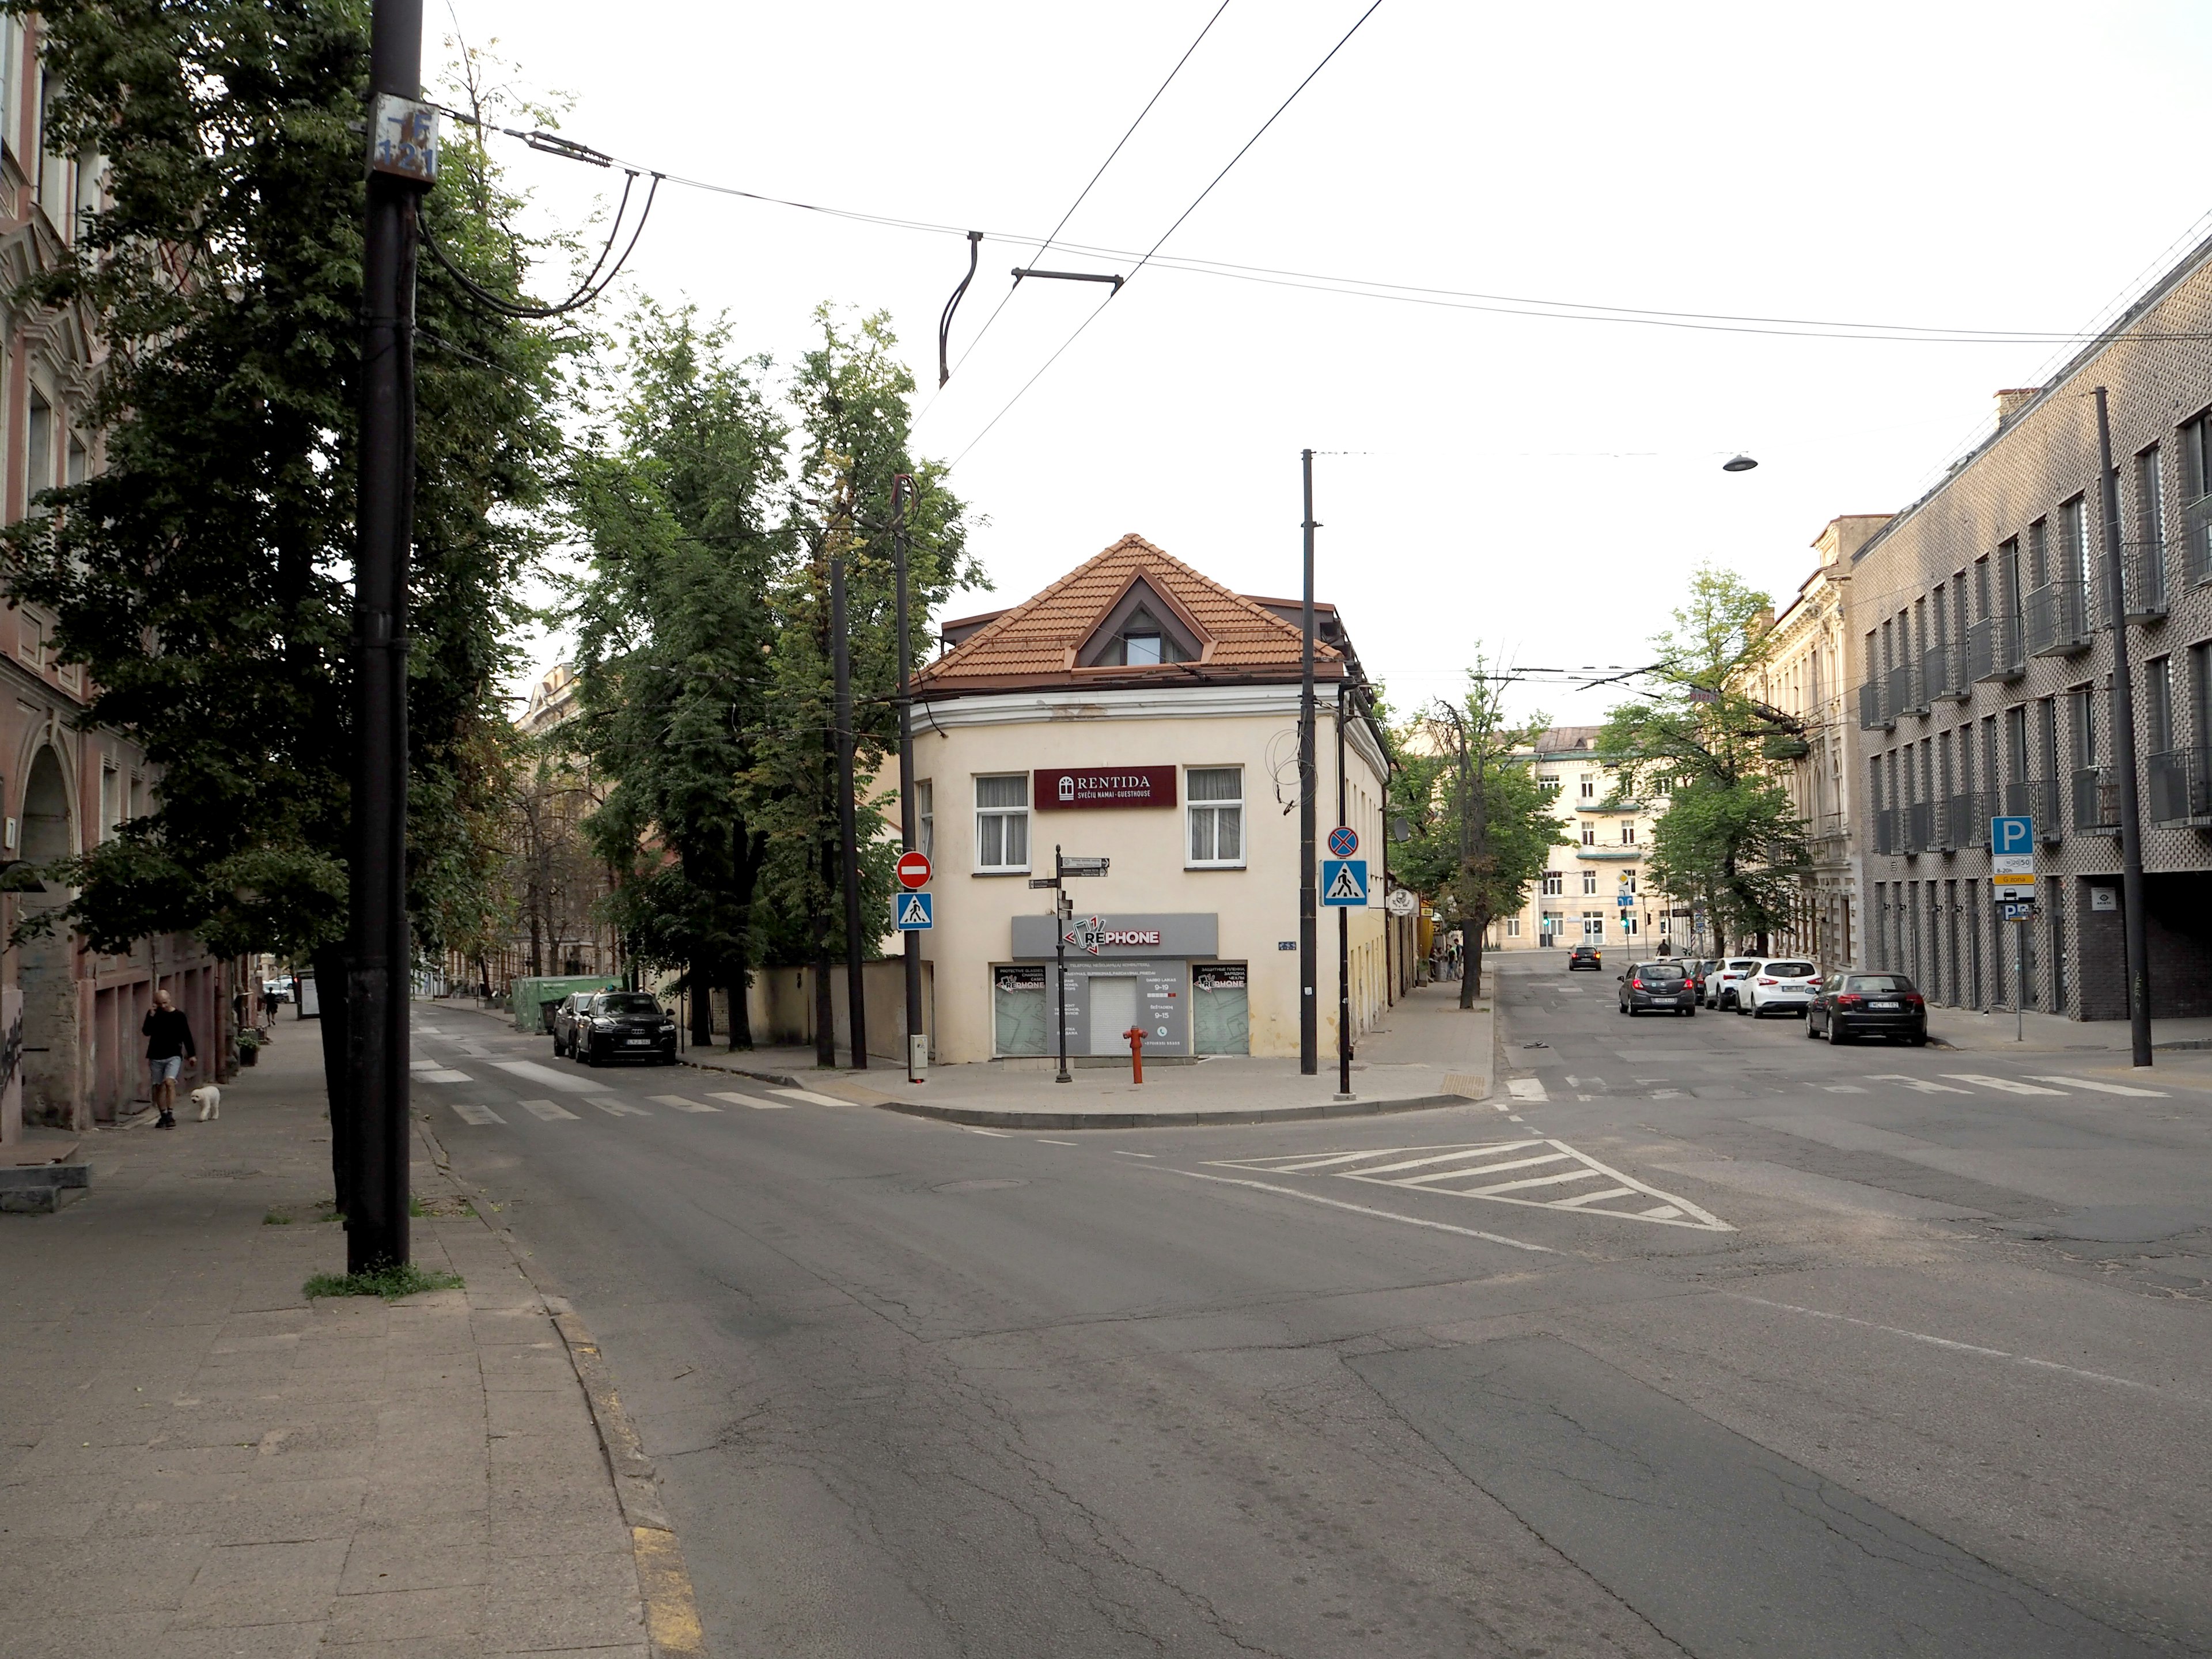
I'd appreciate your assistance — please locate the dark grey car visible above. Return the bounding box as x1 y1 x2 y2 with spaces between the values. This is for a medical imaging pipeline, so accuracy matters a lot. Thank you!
1618 961 1696 1016
564 991 678 1067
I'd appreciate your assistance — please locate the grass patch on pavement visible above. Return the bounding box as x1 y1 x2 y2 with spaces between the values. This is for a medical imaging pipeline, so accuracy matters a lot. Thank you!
303 1262 464 1301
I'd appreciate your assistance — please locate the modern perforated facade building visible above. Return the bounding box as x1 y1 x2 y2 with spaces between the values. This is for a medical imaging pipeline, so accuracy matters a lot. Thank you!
1851 230 2212 1020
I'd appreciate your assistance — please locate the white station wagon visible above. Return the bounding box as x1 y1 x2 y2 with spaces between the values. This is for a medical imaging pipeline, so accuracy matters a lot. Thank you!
1738 959 1821 1017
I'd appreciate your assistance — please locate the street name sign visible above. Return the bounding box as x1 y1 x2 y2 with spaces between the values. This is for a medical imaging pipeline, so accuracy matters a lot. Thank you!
1059 855 1110 877
1321 859 1368 906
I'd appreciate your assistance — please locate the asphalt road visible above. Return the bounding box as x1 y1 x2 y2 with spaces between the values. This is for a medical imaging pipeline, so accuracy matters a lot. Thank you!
415 960 2212 1657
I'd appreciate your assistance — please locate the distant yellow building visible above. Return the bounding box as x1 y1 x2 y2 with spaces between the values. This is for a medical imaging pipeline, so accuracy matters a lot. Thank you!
1487 726 1682 956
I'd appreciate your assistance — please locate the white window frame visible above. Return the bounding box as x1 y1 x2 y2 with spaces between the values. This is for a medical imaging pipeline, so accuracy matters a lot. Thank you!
1581 870 1598 896
1579 775 1598 800
1185 766 1244 868
974 774 1029 873
1505 917 1521 937
1580 821 1596 845
1540 870 1563 897
914 778 933 858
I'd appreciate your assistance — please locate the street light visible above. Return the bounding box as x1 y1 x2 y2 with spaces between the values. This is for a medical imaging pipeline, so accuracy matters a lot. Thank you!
1721 453 1759 472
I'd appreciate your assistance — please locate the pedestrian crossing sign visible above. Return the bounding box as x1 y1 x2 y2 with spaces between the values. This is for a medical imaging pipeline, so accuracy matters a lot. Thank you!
895 892 933 930
1321 858 1368 906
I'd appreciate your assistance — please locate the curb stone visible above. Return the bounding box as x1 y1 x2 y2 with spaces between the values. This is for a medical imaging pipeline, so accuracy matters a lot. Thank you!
416 1118 709 1658
862 1090 1478 1131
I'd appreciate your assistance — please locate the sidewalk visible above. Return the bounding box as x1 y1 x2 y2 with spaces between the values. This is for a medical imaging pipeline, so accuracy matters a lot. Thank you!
0 1023 700 1656
1928 1003 2212 1054
649 981 1497 1128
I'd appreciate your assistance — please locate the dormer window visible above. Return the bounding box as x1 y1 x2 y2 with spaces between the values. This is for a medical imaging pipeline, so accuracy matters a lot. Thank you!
1075 577 1210 668
1122 628 1164 665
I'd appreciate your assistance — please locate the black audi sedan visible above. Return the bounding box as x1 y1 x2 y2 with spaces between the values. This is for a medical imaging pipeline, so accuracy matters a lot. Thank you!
567 990 680 1066
1618 960 1696 1016
1806 972 1927 1045
1567 944 1603 971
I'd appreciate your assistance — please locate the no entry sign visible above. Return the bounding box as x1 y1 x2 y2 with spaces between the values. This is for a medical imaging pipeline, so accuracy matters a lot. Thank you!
896 850 933 890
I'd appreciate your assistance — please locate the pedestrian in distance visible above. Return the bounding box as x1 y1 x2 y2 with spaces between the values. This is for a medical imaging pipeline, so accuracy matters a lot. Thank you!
144 988 197 1129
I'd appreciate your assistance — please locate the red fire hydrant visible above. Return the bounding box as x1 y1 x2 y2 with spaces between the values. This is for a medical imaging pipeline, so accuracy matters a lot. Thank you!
1124 1025 1146 1085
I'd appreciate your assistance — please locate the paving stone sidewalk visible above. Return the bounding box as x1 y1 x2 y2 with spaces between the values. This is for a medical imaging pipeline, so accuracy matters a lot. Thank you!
0 1021 698 1657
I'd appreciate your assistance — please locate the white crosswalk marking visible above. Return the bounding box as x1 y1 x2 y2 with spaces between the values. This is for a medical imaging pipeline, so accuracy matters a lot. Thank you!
1506 1077 1548 1102
589 1097 650 1116
649 1094 721 1113
2026 1075 2167 1097
418 1069 473 1084
771 1087 855 1107
1211 1140 1732 1231
450 1103 504 1126
708 1090 790 1110
516 1099 578 1120
488 1059 609 1094
408 1059 440 1072
1941 1073 2067 1096
1865 1074 1973 1094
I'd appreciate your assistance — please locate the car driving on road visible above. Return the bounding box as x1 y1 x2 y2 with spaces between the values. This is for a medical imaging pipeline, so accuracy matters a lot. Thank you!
1808 972 1929 1045
1739 959 1820 1017
1618 960 1696 1016
1567 944 1603 971
1706 958 1762 1009
561 991 679 1067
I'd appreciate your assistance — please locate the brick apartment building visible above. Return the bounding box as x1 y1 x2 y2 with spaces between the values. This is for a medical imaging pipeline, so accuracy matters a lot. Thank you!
1851 229 2212 1020
0 11 226 1139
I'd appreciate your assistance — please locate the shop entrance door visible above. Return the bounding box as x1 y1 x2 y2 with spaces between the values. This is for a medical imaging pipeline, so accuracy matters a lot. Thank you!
1088 976 1137 1055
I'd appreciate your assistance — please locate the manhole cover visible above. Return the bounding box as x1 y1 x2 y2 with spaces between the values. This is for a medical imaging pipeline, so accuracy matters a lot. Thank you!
934 1179 1027 1194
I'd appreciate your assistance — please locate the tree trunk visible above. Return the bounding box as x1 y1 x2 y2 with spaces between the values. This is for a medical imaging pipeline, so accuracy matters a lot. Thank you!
690 961 714 1046
726 963 753 1050
1462 915 1486 1005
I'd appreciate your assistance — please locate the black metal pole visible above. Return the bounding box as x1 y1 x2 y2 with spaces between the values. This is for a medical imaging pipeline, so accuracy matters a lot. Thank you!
1336 680 1351 1097
1054 845 1071 1084
893 476 925 1081
1300 450 1318 1074
347 0 421 1273
2096 387 2153 1066
832 548 868 1069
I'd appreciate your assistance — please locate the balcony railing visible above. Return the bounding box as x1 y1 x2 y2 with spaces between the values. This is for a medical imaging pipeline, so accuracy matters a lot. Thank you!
2071 766 2119 833
1950 791 1987 848
2183 495 2212 588
1887 661 1922 718
1872 806 1898 855
1965 613 2024 681
1921 642 1965 702
2149 746 2212 824
1857 680 1892 732
2125 541 2169 620
1903 801 1933 854
2023 578 2094 656
2001 777 2063 843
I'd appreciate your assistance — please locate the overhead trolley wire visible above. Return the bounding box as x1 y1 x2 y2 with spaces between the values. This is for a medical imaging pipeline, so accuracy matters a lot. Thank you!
944 0 1387 468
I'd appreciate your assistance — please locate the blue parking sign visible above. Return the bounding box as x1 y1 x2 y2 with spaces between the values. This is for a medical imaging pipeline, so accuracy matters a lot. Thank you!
1991 815 2033 856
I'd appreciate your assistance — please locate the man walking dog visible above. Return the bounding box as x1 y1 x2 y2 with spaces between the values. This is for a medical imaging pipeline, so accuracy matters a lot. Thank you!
143 988 196 1130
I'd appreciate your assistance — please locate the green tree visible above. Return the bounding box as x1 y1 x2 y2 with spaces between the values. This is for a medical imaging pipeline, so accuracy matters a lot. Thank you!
0 5 567 1179
745 307 980 1059
1597 567 1809 952
567 305 788 1047
1392 665 1568 1001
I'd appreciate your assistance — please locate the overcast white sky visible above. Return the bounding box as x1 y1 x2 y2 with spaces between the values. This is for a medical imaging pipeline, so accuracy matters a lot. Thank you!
446 1 2212 730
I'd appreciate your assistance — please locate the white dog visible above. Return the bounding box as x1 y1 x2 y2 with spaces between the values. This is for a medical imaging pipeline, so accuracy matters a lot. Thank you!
190 1084 221 1122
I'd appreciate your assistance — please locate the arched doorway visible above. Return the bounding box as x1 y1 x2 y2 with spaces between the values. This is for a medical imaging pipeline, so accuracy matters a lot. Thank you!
18 744 78 1127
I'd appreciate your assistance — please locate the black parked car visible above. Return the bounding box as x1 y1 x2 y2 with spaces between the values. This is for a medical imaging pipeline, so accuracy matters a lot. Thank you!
1807 972 1927 1046
561 991 679 1067
1618 960 1696 1016
1567 944 1603 971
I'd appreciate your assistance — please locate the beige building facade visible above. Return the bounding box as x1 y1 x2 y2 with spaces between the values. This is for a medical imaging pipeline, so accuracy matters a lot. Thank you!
910 536 1393 1065
1488 727 1681 956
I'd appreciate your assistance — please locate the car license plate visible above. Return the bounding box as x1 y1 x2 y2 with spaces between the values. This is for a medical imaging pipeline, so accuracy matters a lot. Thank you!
1870 1001 1899 1010
626 1037 654 1046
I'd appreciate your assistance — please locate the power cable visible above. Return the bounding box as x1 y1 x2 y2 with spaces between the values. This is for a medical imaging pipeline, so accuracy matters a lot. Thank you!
946 0 1387 467
933 0 1234 400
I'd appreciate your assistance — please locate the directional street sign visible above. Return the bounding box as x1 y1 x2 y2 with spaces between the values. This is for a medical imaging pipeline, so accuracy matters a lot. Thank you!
1321 859 1368 906
1616 895 1635 907
896 850 932 890
895 892 933 930
1327 825 1359 858
1059 855 1110 877
1991 815 2034 857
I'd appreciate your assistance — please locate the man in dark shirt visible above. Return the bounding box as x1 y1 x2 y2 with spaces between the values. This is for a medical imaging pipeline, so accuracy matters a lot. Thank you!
143 989 196 1130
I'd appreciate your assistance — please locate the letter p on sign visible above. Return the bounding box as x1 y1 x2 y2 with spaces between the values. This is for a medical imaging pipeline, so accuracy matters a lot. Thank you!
1991 815 2033 857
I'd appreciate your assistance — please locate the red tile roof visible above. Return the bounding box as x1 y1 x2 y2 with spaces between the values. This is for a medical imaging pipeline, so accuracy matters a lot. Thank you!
916 533 1344 695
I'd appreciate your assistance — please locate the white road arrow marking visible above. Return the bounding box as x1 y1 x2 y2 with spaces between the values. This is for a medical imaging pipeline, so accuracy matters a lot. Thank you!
2025 1075 2168 1096
1941 1073 2067 1095
1865 1074 1972 1094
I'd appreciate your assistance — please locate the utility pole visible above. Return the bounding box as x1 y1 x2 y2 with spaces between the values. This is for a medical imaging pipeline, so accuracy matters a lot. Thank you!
1335 681 1351 1097
1299 450 1318 1075
347 0 427 1272
831 537 868 1069
892 475 926 1082
2096 387 2153 1067
1054 846 1072 1084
